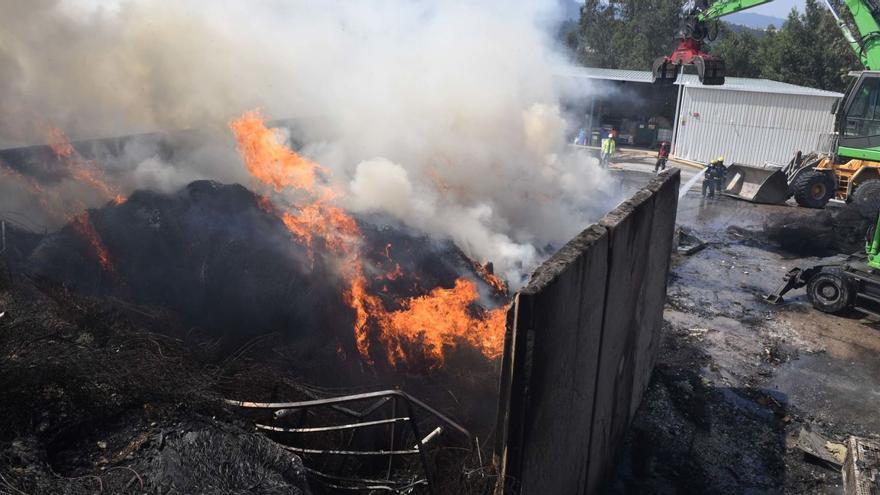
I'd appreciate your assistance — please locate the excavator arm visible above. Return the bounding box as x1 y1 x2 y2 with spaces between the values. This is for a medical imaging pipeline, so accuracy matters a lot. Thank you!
840 0 880 69
653 0 880 84
652 0 774 85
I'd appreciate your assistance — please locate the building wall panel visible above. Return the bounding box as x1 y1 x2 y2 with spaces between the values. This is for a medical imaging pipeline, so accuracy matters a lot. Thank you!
673 87 838 166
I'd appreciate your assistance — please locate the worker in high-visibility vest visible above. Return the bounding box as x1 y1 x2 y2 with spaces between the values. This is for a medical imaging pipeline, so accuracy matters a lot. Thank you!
600 133 616 168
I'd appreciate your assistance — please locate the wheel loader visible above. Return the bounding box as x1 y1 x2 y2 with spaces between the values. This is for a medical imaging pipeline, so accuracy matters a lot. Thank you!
653 0 880 215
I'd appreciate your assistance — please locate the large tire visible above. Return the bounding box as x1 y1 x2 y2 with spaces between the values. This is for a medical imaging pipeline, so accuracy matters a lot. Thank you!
806 268 855 314
791 170 835 208
851 178 880 219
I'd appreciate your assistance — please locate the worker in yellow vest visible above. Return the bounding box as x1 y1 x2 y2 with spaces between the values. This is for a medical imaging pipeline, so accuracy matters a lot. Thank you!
600 132 616 168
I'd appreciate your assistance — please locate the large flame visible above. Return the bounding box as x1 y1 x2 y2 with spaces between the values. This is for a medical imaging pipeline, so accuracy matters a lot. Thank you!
70 212 115 273
230 110 506 366
380 278 507 362
45 126 126 271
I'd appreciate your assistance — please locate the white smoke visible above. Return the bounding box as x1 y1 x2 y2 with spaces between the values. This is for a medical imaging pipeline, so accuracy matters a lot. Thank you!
349 158 540 284
0 0 621 286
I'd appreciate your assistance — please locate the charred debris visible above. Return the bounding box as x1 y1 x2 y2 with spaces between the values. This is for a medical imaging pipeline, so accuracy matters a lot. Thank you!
0 178 508 494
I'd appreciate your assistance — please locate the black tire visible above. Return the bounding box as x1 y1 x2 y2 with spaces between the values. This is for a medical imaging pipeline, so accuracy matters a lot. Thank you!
806 268 855 314
791 170 835 208
850 178 880 219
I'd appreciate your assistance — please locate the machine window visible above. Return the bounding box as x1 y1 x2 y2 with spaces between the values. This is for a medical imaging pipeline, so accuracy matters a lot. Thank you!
846 77 880 137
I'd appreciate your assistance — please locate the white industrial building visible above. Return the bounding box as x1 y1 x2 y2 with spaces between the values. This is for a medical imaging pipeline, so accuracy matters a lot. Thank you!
562 67 844 166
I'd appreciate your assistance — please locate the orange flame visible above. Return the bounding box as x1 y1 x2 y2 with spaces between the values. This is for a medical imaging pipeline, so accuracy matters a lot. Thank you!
229 111 506 366
228 111 325 192
379 278 507 362
47 126 122 203
70 212 114 273
44 126 127 269
473 261 507 295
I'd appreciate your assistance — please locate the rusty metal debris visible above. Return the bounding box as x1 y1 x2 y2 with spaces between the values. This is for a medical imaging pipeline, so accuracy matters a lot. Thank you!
843 436 880 495
226 389 471 494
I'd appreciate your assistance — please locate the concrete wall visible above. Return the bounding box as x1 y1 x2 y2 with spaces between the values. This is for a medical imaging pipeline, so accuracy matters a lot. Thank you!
494 169 680 494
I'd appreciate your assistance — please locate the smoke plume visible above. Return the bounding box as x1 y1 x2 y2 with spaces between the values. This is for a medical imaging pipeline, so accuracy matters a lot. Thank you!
1 0 619 286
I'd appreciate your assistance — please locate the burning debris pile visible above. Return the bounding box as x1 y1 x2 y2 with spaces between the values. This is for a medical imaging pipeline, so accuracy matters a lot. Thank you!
229 111 508 366
0 1 626 491
0 112 512 492
16 112 508 371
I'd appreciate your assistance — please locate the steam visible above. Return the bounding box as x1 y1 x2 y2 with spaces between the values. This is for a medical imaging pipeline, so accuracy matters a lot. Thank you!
0 0 620 286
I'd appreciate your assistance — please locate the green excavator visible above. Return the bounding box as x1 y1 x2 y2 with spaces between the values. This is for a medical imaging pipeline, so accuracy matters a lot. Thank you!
765 212 880 316
654 1 880 316
654 0 880 215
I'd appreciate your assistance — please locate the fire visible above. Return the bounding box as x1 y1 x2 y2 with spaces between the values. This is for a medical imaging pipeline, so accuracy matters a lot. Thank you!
230 111 507 366
228 111 325 192
230 111 354 256
379 278 507 361
43 126 127 269
70 212 114 273
47 126 122 202
0 127 125 223
473 261 507 294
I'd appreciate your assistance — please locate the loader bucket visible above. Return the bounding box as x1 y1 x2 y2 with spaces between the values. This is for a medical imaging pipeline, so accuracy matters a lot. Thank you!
721 163 791 204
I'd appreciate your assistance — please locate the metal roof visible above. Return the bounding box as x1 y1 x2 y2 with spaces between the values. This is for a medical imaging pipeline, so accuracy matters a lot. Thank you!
559 66 844 98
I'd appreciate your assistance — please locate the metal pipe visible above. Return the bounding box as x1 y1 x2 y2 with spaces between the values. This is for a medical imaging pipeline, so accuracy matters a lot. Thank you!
274 397 392 420
386 397 397 480
405 399 434 494
671 65 685 157
280 445 419 456
226 389 470 439
255 417 410 433
414 427 443 447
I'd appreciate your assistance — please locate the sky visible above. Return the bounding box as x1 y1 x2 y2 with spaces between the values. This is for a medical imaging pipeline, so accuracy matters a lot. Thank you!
734 0 804 18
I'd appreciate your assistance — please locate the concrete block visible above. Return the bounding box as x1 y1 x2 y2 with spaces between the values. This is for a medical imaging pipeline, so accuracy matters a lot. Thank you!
495 224 609 495
587 170 679 492
494 169 680 494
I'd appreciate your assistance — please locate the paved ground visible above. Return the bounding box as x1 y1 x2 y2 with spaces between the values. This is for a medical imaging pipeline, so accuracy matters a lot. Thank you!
605 154 880 493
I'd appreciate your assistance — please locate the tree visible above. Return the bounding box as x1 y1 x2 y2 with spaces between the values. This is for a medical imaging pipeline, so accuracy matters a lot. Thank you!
710 24 761 79
574 0 620 68
755 0 857 91
568 0 860 92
